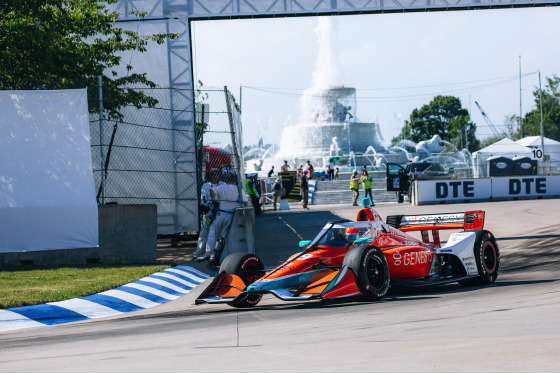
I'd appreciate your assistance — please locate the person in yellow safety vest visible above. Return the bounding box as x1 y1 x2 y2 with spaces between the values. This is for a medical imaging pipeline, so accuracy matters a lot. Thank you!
360 170 375 206
245 175 261 215
350 169 360 206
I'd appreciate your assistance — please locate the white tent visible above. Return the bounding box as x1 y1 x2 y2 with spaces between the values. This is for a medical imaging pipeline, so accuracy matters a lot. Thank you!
472 138 532 178
516 136 560 164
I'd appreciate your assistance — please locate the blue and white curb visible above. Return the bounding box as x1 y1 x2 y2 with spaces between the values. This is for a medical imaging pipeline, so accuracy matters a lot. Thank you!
0 265 209 332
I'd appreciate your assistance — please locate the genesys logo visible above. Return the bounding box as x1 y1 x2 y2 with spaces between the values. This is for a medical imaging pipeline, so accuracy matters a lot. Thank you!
403 213 464 225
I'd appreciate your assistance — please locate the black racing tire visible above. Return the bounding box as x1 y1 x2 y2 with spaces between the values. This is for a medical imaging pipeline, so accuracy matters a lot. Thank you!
219 252 265 308
343 245 390 301
459 230 500 286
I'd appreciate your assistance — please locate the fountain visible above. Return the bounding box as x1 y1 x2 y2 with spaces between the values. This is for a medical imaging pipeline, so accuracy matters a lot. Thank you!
243 17 473 178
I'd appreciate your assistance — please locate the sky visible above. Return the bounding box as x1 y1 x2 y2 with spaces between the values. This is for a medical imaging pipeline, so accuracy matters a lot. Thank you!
191 7 560 149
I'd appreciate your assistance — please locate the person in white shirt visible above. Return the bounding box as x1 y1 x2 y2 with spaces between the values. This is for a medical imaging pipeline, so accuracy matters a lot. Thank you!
193 168 225 260
196 172 240 261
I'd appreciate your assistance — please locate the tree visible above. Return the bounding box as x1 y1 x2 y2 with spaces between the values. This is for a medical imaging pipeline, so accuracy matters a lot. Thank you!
391 95 480 152
0 0 178 120
520 75 560 141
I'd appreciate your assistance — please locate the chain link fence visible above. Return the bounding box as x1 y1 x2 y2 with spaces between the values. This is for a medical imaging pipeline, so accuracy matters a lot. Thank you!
2 79 244 234
91 85 244 234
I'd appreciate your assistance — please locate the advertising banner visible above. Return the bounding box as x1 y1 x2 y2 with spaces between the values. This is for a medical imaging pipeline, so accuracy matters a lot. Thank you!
417 176 560 204
491 175 560 198
417 179 492 203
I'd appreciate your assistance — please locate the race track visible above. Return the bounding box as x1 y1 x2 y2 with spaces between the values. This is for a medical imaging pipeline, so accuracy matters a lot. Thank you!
1 199 559 372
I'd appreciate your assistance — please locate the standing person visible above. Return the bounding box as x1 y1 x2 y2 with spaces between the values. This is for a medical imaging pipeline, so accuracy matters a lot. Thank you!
334 167 339 180
297 165 304 179
268 166 275 178
197 172 239 262
300 171 309 210
350 169 360 206
272 178 281 211
193 168 224 260
305 160 314 179
360 170 375 206
245 174 261 215
362 165 368 174
281 160 290 172
328 159 335 180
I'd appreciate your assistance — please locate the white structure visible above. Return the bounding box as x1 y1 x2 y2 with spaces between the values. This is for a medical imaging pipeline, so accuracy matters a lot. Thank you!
0 90 98 252
517 136 560 166
472 138 532 178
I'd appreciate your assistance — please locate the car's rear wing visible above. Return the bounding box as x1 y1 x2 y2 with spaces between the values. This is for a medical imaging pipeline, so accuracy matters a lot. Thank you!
385 211 485 247
386 211 485 232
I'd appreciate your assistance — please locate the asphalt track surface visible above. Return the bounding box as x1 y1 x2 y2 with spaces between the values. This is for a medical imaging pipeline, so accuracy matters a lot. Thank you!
1 199 559 372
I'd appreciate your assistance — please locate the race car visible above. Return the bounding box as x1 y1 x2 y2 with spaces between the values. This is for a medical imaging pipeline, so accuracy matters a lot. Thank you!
195 204 500 308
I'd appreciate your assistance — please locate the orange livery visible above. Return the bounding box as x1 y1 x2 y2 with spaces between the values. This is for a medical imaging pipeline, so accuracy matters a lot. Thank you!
196 206 499 308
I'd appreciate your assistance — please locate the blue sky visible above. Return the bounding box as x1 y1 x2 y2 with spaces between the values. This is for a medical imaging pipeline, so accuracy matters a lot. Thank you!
191 7 560 148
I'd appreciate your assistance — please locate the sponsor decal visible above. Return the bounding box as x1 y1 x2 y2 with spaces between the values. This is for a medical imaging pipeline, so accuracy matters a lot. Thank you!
393 251 432 266
403 251 432 266
435 181 475 198
446 232 471 245
509 178 546 195
403 213 464 226
393 252 401 266
298 254 313 261
439 249 453 253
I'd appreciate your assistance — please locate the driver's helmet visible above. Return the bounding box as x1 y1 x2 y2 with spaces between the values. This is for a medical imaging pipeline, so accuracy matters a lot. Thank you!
330 228 347 243
344 227 362 242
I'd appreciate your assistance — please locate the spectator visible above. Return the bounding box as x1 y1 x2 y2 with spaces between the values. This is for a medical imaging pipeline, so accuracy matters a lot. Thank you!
245 174 261 215
297 165 304 179
300 172 309 210
281 160 290 172
193 168 224 260
268 166 275 178
306 160 314 179
328 159 335 180
360 170 374 206
196 172 239 262
272 178 281 211
334 167 339 180
350 169 360 206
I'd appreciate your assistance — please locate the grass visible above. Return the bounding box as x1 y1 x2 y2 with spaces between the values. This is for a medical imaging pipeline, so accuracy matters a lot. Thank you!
0 263 173 309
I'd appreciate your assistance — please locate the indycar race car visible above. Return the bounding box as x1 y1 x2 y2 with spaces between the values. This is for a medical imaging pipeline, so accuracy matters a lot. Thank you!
195 205 500 308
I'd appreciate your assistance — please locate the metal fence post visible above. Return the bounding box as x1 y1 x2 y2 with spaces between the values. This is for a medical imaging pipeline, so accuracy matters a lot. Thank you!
224 86 244 203
98 75 105 204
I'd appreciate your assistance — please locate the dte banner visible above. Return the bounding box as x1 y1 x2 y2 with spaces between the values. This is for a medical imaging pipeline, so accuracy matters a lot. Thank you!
416 176 560 204
417 179 491 203
492 175 560 198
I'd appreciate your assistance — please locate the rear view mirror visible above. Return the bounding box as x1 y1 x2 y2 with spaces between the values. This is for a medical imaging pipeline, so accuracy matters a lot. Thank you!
299 240 312 247
354 237 373 245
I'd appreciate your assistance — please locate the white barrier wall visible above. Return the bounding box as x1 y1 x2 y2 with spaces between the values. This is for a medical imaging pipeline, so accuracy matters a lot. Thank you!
0 89 98 252
416 176 560 204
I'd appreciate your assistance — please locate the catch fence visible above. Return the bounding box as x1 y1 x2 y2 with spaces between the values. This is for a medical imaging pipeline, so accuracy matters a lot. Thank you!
90 86 244 234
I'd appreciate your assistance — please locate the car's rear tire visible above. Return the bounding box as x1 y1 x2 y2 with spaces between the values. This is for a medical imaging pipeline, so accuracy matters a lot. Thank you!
459 230 500 286
343 245 390 301
219 252 265 308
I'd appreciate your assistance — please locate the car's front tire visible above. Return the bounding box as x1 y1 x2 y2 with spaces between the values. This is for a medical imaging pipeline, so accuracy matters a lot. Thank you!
219 252 265 308
343 245 390 301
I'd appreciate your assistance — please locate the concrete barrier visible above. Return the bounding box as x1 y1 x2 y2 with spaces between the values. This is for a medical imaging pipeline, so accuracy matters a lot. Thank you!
221 207 255 259
0 204 157 266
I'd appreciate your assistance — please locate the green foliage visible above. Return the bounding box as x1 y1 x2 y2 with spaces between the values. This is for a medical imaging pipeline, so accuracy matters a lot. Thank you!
0 263 172 308
391 95 480 152
519 75 560 141
0 0 179 120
